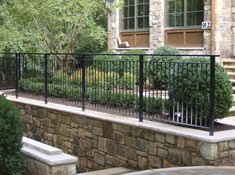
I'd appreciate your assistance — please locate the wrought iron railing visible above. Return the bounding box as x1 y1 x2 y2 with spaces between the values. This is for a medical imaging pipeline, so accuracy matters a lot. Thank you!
0 53 218 135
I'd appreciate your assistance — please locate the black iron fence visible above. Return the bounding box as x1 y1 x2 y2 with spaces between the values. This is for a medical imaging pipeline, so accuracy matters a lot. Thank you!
1 53 218 135
0 54 16 89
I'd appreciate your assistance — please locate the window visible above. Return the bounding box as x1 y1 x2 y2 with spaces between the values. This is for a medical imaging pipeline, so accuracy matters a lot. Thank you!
167 0 204 28
122 0 149 31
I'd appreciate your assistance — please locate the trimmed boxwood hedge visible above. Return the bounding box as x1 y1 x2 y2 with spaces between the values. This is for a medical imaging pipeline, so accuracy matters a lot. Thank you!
170 57 233 119
150 46 183 90
0 95 24 175
19 79 168 113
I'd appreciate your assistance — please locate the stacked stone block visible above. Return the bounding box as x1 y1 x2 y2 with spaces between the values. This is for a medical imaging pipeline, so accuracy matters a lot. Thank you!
16 102 235 173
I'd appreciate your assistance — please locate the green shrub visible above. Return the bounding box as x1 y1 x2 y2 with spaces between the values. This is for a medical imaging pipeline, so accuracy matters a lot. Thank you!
0 95 24 175
170 57 233 120
53 70 69 83
121 49 147 75
19 79 44 94
87 88 136 107
150 45 182 89
93 51 120 73
143 97 170 114
19 78 169 114
67 70 82 85
85 67 119 88
119 72 136 90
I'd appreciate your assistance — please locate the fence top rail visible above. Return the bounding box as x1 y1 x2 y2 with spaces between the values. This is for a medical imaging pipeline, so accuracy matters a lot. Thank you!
0 53 220 57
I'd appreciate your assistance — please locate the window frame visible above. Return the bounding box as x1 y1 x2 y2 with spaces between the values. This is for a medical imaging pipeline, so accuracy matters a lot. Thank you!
165 0 204 29
120 0 150 32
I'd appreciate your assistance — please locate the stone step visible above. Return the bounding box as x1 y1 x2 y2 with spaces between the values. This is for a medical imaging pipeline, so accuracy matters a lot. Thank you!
224 66 235 72
223 59 235 66
78 167 134 175
227 72 235 79
230 79 235 85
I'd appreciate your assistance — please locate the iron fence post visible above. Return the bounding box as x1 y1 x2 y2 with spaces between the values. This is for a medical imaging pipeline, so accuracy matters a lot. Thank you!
15 53 19 98
81 54 86 111
44 54 48 104
139 55 144 122
18 54 21 80
209 55 215 136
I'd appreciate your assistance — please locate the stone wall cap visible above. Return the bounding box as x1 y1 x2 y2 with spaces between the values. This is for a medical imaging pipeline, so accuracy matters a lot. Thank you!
22 137 77 166
7 95 235 143
22 137 62 156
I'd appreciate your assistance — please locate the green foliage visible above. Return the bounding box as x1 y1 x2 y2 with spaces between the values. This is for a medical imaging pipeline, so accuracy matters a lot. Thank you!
119 72 136 90
150 46 182 89
170 57 233 119
0 0 107 53
19 79 168 113
53 70 69 84
121 49 147 75
86 88 136 107
0 95 24 175
93 51 120 73
69 70 82 85
19 79 44 94
142 97 170 114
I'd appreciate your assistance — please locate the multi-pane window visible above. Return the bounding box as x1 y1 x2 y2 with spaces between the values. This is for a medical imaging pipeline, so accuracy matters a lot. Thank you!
167 0 204 28
122 0 149 31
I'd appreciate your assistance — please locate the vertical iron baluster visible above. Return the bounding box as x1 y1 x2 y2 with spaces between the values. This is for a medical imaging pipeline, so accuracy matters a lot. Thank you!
44 54 48 104
139 55 144 122
19 54 21 81
195 63 198 125
81 54 86 111
186 63 189 124
209 56 215 136
15 53 19 98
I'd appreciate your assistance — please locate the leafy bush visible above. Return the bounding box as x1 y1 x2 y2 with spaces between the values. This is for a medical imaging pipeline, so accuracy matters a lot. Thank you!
19 79 44 94
170 57 233 119
86 88 134 107
69 70 82 85
119 72 136 90
93 51 120 73
0 95 24 174
143 97 170 114
86 67 119 88
150 45 182 89
53 70 69 83
19 79 168 113
121 49 147 75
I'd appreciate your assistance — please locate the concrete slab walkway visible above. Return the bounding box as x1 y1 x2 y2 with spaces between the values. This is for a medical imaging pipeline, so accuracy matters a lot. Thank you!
122 167 235 175
216 116 235 126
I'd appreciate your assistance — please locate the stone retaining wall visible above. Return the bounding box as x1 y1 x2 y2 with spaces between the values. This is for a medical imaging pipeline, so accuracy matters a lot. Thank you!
14 101 235 173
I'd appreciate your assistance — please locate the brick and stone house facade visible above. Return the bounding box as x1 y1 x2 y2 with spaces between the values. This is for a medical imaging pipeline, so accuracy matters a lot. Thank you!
108 0 235 58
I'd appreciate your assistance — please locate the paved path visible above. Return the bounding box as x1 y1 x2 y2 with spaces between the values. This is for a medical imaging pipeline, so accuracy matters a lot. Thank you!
217 116 235 126
122 167 235 175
